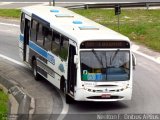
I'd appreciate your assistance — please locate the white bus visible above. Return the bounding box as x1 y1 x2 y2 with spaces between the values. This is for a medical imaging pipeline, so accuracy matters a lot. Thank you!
19 6 136 103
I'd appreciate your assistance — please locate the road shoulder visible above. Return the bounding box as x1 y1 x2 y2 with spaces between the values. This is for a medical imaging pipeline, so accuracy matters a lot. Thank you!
0 75 35 120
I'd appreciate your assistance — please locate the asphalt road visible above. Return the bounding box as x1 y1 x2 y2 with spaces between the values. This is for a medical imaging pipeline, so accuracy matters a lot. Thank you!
0 19 160 120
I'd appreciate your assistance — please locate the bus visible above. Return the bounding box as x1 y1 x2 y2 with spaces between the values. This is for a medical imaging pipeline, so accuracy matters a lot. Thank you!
19 6 136 103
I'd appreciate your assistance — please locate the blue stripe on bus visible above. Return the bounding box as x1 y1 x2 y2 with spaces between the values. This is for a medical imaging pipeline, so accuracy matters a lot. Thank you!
29 41 48 58
19 34 24 42
19 34 55 64
29 41 55 64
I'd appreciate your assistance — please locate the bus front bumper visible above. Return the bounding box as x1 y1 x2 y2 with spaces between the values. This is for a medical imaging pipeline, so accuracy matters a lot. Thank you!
74 88 132 102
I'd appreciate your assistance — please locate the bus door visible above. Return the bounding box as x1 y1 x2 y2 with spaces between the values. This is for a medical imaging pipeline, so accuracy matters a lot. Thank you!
23 18 30 62
67 45 77 95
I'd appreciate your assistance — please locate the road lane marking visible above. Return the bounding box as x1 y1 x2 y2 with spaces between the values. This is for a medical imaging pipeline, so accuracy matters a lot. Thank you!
0 2 13 6
0 29 12 32
131 44 139 51
131 44 160 64
0 22 19 28
57 91 69 120
156 57 160 62
0 54 25 67
132 49 160 64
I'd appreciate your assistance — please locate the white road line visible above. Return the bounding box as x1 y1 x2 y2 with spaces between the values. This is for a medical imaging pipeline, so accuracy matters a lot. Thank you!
157 57 160 62
134 50 160 64
131 45 160 64
0 2 13 6
0 54 26 67
57 91 69 120
0 22 19 28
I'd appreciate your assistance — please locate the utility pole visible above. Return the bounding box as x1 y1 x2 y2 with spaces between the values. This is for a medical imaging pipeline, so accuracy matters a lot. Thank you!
53 0 55 6
115 5 121 32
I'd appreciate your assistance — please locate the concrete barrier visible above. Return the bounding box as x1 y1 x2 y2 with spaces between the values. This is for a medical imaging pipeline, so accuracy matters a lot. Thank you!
0 76 35 120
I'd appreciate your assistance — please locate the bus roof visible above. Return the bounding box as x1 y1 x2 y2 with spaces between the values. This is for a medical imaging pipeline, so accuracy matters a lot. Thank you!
22 6 130 44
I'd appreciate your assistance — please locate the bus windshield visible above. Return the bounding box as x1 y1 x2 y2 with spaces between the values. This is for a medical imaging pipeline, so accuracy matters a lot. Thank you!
80 50 130 81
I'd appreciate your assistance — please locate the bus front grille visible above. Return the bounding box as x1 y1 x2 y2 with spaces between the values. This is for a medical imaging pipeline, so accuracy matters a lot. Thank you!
87 96 123 99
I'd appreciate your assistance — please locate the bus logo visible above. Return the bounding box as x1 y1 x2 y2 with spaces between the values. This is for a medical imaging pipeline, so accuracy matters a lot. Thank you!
59 64 65 73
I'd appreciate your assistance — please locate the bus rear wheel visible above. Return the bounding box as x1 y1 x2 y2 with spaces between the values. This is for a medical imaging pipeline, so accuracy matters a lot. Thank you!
33 60 41 81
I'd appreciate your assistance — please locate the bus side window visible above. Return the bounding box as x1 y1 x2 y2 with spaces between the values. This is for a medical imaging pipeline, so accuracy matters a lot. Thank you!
30 20 38 42
51 31 60 55
37 24 44 47
59 36 69 60
44 28 52 51
20 13 25 34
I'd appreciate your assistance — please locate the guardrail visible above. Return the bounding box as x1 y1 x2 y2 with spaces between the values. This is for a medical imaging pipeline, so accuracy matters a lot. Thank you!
65 2 160 9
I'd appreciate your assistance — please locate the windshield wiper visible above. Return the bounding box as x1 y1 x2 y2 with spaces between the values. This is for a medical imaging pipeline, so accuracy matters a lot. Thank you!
92 49 104 68
110 49 120 66
105 53 108 80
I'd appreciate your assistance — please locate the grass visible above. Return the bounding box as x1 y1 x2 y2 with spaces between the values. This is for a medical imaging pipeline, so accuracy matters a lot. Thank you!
73 9 160 52
0 9 20 18
0 90 8 114
0 9 159 52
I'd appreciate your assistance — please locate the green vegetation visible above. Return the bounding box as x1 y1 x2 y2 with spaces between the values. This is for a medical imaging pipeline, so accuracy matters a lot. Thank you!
0 90 8 114
73 9 160 52
0 9 159 52
0 9 20 18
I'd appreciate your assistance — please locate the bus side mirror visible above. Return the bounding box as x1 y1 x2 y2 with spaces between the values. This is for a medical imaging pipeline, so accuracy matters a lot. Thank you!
132 53 136 70
74 55 79 64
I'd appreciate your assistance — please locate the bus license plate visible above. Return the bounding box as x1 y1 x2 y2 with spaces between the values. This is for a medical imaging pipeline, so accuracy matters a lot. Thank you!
101 94 111 98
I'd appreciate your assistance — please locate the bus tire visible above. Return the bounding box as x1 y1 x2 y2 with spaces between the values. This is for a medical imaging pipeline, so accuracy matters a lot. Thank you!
65 87 74 104
65 94 73 104
33 60 41 81
60 77 65 93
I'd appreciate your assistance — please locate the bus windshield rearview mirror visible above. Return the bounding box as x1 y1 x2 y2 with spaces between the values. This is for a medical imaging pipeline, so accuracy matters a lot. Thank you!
74 55 79 64
132 53 136 70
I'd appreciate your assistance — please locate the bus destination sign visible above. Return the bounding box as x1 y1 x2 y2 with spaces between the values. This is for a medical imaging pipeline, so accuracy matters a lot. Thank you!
80 41 130 49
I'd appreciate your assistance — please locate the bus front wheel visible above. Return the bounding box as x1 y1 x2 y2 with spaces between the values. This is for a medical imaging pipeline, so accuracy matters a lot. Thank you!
65 93 73 104
64 87 74 104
